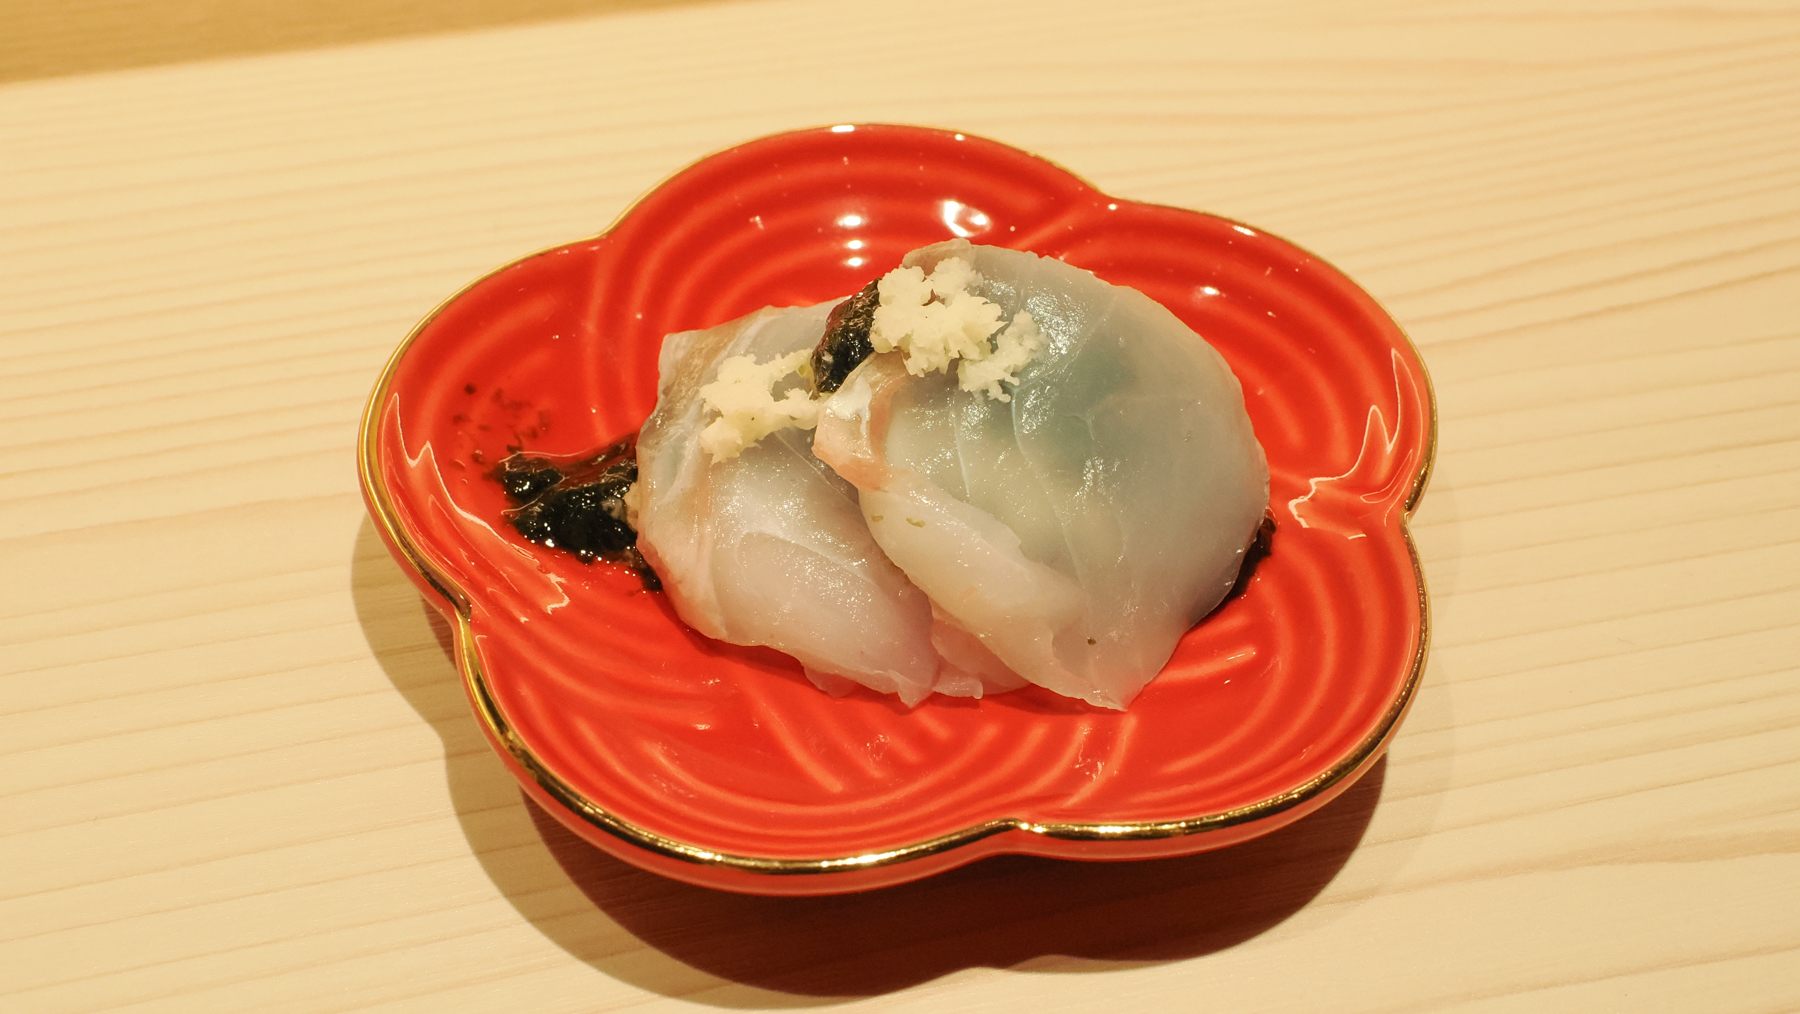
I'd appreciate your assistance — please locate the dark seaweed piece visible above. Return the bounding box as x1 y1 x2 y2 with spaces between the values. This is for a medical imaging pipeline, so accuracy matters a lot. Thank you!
496 457 565 502
620 546 661 591
1221 512 1277 606
493 439 659 589
508 476 634 556
810 279 881 393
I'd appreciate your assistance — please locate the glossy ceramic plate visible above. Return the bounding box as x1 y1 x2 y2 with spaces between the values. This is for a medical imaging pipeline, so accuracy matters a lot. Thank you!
359 124 1435 895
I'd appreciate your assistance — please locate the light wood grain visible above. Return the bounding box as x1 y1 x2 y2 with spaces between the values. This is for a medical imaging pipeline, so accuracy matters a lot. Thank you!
0 0 690 83
3 0 1798 1010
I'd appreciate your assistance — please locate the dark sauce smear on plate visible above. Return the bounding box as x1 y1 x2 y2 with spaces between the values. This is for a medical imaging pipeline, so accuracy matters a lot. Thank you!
1222 512 1277 606
810 279 880 393
493 439 661 590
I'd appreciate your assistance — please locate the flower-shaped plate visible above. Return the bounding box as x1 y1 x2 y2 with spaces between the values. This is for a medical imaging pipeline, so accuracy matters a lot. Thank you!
359 124 1435 895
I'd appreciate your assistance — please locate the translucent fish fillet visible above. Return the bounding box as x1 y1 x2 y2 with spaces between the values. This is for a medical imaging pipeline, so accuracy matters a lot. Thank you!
633 302 1022 705
813 240 1270 709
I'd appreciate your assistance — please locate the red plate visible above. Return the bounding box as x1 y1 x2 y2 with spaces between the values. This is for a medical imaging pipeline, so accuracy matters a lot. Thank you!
359 125 1435 895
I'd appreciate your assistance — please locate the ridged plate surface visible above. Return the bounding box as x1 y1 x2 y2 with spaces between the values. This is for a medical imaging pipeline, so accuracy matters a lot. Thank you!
360 125 1434 894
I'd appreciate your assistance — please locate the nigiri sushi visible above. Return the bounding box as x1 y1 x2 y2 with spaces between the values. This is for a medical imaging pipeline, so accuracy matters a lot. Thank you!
628 301 1023 705
502 242 1268 710
813 241 1269 708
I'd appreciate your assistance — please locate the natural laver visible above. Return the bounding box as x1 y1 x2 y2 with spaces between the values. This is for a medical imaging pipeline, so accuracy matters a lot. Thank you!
496 240 1270 710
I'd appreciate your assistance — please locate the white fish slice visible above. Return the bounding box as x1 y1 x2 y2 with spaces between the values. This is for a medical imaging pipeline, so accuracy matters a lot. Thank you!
633 301 1020 705
814 241 1269 709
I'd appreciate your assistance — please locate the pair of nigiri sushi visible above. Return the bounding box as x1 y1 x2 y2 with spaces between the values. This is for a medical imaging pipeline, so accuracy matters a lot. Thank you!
629 240 1269 710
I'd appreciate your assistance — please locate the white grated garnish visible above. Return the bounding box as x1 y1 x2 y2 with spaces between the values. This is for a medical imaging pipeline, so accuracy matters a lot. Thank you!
868 256 1044 399
696 348 819 461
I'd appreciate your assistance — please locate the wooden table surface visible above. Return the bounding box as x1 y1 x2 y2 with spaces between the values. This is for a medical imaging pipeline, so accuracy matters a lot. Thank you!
5 0 1798 1010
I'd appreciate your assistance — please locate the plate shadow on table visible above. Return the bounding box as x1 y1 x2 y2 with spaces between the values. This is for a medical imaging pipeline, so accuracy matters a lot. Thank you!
353 518 1386 1005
